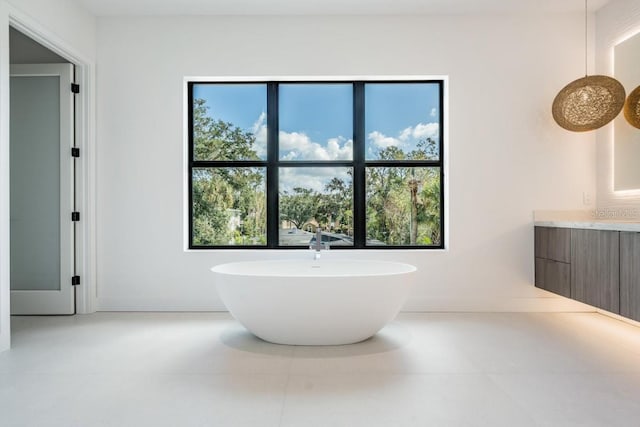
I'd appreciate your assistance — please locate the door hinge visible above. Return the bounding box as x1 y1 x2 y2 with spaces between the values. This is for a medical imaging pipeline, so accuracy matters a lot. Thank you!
72 276 80 286
71 83 80 94
71 212 80 222
71 147 80 158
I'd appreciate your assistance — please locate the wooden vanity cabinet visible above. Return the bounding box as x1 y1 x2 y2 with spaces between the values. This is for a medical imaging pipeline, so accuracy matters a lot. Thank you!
620 232 640 322
535 225 640 320
570 229 620 314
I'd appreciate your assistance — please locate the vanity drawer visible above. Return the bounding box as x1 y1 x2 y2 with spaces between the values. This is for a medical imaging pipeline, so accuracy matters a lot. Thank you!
535 257 570 298
535 226 571 263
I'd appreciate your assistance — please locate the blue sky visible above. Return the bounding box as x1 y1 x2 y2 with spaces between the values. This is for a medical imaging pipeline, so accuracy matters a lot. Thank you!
364 83 440 158
365 83 439 135
279 84 352 145
193 82 440 164
193 84 266 131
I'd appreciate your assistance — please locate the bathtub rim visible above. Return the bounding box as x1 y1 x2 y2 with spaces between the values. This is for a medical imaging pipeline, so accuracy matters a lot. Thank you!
211 259 417 278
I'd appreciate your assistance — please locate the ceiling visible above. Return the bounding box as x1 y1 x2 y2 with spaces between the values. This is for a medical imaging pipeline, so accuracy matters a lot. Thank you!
75 0 612 16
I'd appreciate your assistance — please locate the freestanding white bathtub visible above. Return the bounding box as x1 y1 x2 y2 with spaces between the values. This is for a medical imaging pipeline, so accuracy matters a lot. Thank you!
211 259 416 345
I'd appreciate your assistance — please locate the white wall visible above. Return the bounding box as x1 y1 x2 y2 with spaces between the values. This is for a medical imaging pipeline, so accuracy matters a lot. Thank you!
596 0 640 213
95 13 596 312
0 0 96 351
5 0 95 59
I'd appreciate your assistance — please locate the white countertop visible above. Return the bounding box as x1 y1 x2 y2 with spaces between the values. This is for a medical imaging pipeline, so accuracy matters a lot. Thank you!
534 220 640 232
533 210 640 232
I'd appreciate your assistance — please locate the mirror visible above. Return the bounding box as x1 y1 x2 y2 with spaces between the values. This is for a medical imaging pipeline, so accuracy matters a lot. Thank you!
614 31 640 191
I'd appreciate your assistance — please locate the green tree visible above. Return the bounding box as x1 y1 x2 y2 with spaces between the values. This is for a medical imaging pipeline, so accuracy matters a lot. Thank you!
410 138 441 245
366 138 441 246
279 187 319 230
192 99 265 245
193 98 260 161
407 138 438 244
407 137 438 161
192 169 234 245
317 177 353 234
366 146 408 244
417 168 441 245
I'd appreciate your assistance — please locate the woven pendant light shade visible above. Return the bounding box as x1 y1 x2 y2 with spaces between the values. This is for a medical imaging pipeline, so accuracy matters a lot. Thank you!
624 85 640 129
552 75 626 132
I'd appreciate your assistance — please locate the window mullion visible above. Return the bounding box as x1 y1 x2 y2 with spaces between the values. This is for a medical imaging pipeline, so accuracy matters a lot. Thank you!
266 83 279 248
353 82 366 248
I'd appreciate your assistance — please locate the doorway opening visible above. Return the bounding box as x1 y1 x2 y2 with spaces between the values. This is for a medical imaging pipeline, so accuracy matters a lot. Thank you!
9 27 78 315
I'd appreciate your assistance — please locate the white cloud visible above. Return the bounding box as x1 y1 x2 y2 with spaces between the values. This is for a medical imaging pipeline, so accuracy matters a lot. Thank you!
254 113 440 166
279 167 352 193
326 137 353 159
368 130 402 148
279 131 352 161
251 112 353 161
397 122 439 142
253 114 439 161
251 112 267 159
398 127 412 142
412 122 439 140
430 108 437 117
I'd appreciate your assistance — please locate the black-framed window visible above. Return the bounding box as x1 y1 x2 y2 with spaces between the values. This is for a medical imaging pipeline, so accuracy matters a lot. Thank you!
188 80 444 249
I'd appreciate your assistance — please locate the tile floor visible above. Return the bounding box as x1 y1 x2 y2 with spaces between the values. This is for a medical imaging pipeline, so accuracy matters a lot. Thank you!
1 312 640 426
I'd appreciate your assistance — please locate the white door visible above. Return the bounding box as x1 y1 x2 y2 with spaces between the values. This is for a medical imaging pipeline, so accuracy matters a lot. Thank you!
10 63 75 315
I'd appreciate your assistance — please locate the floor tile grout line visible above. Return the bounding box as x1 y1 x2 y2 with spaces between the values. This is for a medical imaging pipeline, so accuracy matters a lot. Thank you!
274 345 299 427
277 373 292 427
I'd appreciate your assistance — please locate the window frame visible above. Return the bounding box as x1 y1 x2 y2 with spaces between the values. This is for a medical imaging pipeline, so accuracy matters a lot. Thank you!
188 79 445 250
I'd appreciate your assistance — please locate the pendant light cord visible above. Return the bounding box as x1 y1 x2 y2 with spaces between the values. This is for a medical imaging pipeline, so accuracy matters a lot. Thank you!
585 0 588 77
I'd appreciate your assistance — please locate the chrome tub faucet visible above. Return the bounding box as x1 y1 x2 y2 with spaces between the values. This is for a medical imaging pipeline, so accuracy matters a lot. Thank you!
310 228 328 260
